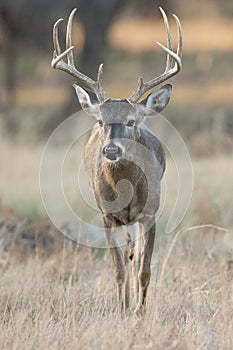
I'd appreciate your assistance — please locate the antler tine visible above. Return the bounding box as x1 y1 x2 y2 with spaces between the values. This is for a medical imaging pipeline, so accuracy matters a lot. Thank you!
51 9 107 103
156 12 182 71
97 63 104 85
128 8 182 104
159 7 173 72
66 8 76 66
51 14 75 68
173 14 183 58
52 18 63 58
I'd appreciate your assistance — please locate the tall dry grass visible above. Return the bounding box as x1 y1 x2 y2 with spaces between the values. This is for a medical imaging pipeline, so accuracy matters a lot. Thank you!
0 221 233 349
0 138 233 349
0 137 232 348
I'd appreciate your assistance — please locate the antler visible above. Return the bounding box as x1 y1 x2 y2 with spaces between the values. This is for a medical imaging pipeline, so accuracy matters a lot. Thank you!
128 7 182 103
51 8 107 103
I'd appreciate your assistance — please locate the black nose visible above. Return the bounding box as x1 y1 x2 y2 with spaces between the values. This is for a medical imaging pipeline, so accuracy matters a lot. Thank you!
103 144 122 160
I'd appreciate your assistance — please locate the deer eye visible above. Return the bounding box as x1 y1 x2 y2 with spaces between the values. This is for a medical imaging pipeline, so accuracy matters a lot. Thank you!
127 119 135 127
97 120 103 126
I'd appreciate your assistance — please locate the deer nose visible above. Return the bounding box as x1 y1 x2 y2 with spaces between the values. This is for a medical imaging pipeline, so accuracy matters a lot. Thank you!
103 143 122 160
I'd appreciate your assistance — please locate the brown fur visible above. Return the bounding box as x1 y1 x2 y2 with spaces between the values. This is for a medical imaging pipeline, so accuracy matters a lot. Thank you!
83 101 166 314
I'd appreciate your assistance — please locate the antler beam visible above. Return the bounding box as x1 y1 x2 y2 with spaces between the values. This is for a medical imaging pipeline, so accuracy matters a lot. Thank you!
128 7 183 103
51 8 106 103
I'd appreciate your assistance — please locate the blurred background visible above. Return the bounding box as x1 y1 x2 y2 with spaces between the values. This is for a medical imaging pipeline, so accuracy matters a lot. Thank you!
0 0 232 234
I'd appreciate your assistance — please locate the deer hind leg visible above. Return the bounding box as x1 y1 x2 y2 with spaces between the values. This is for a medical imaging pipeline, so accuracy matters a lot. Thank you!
131 223 141 307
123 229 132 311
104 221 130 313
135 219 156 315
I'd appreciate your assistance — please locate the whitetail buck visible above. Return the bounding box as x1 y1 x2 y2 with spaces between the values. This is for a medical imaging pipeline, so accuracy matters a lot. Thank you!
51 7 182 314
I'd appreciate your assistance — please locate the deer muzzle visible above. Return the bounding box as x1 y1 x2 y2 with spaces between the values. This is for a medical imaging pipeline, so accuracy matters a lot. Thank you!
103 143 123 161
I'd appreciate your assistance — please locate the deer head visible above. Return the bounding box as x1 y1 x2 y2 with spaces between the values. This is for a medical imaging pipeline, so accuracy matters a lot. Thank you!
51 8 182 162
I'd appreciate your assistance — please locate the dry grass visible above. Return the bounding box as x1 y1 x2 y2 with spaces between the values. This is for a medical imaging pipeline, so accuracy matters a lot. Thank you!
0 133 233 348
1 134 232 227
0 222 233 349
0 136 43 218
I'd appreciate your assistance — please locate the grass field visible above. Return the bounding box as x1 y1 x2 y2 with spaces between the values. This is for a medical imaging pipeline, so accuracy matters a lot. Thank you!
0 239 233 350
0 208 232 349
0 135 232 349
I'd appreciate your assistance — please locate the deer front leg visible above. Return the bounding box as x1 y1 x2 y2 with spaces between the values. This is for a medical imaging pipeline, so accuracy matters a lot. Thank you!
135 218 156 315
111 245 130 313
104 217 130 313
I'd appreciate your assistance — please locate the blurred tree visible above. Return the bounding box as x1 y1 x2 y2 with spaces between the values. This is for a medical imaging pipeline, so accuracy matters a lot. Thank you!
0 0 76 133
0 0 76 102
0 0 126 134
127 0 172 17
78 0 127 78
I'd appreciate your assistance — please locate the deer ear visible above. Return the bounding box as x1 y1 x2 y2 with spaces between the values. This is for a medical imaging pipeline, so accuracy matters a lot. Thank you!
73 84 100 117
137 84 172 118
